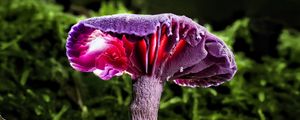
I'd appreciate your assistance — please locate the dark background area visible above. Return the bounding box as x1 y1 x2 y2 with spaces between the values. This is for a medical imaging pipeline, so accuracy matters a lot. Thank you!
1 0 300 119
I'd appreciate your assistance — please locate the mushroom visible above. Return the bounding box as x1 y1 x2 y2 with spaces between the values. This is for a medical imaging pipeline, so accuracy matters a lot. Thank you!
66 13 237 120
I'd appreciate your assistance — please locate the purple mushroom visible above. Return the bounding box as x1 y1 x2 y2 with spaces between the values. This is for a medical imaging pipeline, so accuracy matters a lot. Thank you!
66 13 237 120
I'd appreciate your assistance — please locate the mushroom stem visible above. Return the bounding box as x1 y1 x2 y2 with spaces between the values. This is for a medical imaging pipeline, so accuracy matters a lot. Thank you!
130 76 164 120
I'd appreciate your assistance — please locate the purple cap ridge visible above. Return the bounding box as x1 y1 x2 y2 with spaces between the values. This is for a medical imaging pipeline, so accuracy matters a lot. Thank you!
66 13 237 87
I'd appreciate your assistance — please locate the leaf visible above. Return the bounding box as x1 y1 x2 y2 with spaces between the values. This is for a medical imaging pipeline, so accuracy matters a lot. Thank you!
160 97 182 109
208 88 218 96
258 108 266 120
20 70 30 86
42 94 50 103
258 92 265 102
52 105 69 120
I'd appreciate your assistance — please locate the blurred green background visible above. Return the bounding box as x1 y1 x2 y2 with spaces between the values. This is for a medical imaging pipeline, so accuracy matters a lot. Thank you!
0 0 300 119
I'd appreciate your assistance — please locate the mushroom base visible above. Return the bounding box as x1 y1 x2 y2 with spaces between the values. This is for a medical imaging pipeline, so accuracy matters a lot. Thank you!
130 76 164 120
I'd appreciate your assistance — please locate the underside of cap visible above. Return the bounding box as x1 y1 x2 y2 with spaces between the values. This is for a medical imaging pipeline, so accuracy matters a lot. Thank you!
66 13 237 87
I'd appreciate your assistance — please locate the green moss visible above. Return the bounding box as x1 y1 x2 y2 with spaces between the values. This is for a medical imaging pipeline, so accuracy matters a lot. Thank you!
0 0 299 120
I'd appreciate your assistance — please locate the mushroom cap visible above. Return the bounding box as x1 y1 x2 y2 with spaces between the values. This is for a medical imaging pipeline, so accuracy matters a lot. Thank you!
66 13 237 87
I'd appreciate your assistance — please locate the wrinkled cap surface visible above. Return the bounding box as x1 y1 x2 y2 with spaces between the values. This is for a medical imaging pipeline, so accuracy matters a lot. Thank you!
66 13 237 87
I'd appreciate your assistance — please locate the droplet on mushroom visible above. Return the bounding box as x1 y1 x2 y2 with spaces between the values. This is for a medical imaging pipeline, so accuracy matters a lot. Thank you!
180 67 184 72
